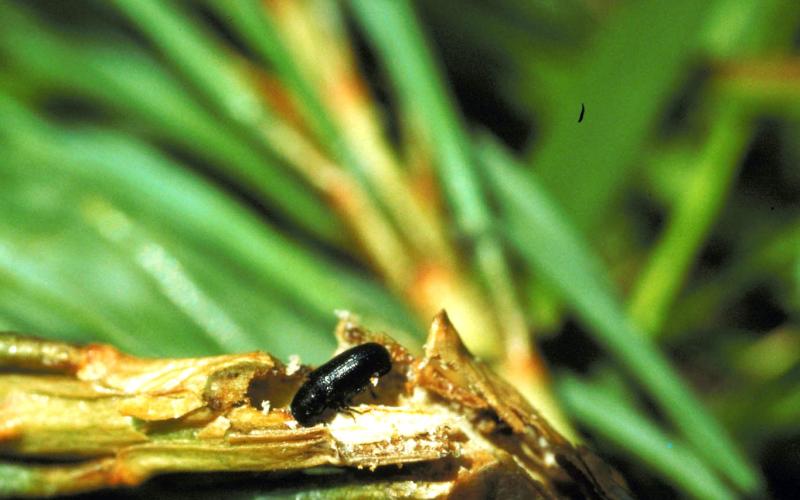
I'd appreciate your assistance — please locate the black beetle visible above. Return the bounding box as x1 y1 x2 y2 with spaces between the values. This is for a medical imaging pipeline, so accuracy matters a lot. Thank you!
290 342 392 427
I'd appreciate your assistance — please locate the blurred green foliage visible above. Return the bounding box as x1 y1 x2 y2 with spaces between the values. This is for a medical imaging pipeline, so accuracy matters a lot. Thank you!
1 0 799 497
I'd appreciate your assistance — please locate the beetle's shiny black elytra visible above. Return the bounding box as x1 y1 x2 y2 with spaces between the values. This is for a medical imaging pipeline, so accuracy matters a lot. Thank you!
290 342 392 427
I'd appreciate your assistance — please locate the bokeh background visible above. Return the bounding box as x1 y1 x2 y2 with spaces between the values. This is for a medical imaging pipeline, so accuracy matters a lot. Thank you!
1 0 799 497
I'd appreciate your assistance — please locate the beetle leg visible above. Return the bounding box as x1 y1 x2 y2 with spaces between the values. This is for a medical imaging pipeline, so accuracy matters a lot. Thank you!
350 406 367 415
340 407 359 422
368 386 378 399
